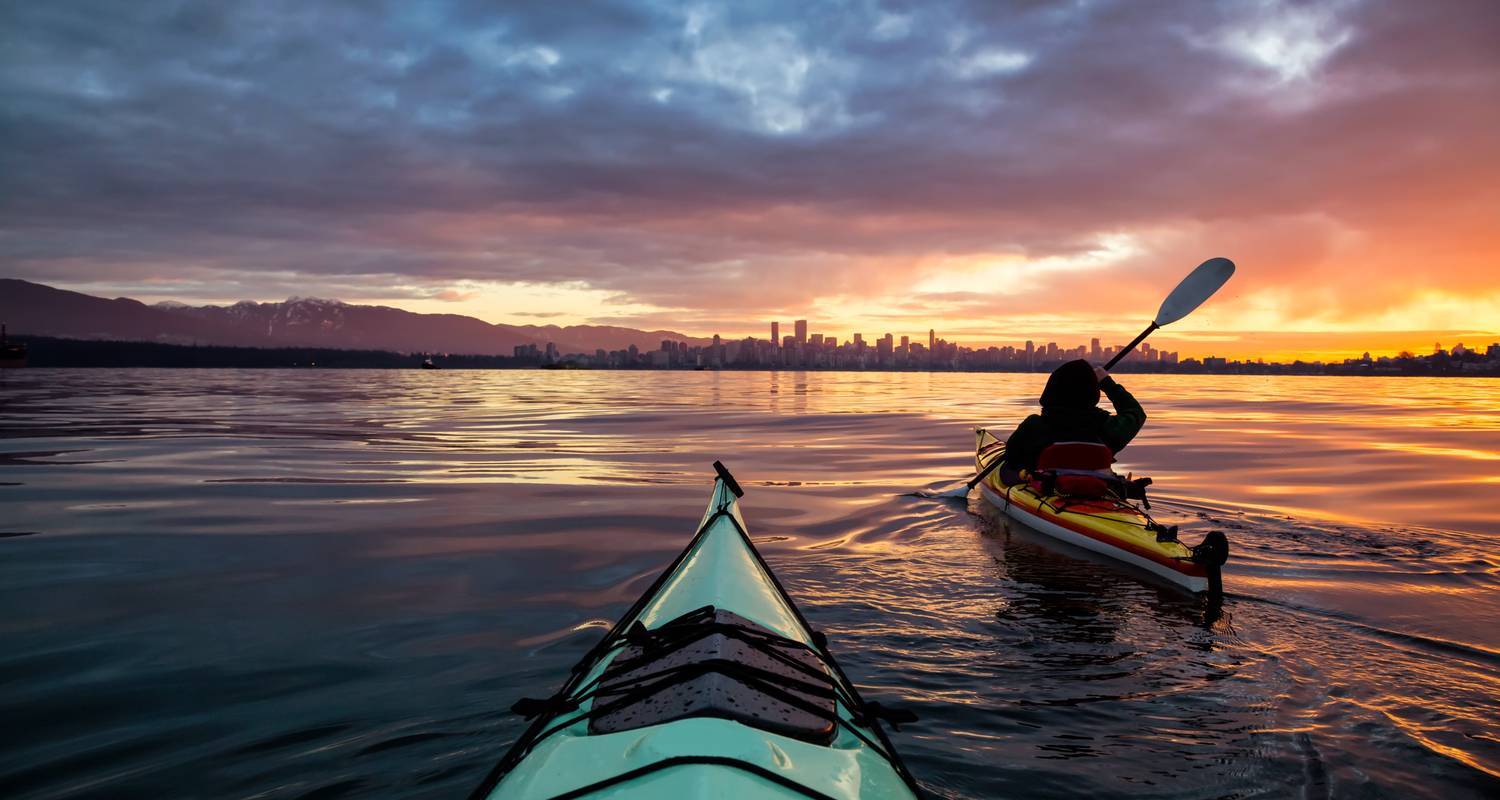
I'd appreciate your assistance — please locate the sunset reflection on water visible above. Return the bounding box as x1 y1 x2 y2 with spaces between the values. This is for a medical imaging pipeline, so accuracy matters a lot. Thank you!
0 369 1496 798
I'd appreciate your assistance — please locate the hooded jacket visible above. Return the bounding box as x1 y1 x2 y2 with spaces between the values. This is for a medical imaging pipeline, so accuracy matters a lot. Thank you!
1000 359 1146 477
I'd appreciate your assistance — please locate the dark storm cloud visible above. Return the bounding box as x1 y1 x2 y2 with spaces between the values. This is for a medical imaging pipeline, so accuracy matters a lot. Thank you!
1 0 1497 319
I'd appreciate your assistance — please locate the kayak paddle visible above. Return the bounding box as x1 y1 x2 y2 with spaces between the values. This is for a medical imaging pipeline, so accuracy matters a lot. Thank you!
922 257 1236 499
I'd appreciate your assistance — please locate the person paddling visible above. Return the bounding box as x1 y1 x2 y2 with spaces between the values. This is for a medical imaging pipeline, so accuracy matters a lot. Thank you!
998 359 1146 485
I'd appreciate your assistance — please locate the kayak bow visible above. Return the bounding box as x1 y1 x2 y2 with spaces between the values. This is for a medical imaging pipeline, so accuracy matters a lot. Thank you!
975 429 1228 594
470 462 922 799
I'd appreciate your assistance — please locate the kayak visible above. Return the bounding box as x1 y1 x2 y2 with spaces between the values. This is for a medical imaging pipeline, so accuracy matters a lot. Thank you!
469 462 922 800
974 429 1228 594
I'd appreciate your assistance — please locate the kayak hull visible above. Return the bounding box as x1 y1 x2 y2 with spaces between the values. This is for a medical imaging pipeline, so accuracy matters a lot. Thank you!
975 429 1215 594
473 466 920 800
978 483 1209 593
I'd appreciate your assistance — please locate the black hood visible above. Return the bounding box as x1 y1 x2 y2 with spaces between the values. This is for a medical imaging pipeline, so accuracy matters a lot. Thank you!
1040 359 1100 409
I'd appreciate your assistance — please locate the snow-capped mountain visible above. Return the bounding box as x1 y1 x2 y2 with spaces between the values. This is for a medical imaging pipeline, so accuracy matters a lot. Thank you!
0 279 708 355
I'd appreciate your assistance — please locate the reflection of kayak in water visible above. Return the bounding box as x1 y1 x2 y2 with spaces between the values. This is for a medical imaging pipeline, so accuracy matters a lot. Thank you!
975 429 1228 595
470 462 921 799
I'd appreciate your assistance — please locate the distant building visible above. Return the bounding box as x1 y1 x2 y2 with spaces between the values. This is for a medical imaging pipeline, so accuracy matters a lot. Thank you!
794 319 807 345
1091 338 1102 360
929 329 936 351
771 321 780 347
1488 343 1500 358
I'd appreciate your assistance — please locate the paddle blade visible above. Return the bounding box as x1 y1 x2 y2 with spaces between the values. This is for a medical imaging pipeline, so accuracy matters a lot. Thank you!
1155 257 1235 326
914 482 973 500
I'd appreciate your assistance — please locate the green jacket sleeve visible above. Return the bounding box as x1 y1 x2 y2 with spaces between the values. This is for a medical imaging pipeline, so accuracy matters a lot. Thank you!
1099 376 1146 452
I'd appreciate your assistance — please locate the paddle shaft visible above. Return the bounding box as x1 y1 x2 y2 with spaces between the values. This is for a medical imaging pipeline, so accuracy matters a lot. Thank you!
966 448 1005 490
1103 321 1159 371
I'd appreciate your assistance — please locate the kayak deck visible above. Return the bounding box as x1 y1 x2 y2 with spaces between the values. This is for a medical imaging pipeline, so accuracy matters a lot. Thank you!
472 463 920 799
975 429 1223 594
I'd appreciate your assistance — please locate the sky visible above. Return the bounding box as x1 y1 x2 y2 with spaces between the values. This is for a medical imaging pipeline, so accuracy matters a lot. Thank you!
2 0 1497 361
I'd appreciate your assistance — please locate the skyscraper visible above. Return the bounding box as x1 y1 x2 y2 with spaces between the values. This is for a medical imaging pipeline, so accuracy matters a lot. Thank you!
794 319 807 344
929 329 936 351
771 321 780 346
1091 338 1102 360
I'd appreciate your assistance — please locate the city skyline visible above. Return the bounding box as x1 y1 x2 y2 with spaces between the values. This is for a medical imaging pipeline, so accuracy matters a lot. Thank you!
516 327 1500 374
517 315 1500 373
698 319 1500 364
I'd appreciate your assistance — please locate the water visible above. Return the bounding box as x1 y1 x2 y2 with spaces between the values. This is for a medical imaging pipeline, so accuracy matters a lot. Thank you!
1 369 1497 799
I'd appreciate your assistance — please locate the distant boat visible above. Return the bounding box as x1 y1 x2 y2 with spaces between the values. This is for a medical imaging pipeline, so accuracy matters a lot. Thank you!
420 358 440 369
0 324 26 368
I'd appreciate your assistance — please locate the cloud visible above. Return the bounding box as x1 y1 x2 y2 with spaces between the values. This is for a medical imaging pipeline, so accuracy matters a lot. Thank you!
0 0 1496 344
429 288 478 302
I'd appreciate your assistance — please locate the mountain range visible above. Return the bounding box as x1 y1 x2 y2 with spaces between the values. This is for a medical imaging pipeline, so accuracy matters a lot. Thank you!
0 279 710 355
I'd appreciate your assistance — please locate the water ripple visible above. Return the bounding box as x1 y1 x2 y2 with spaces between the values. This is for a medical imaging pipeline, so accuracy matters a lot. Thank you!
1 369 1497 798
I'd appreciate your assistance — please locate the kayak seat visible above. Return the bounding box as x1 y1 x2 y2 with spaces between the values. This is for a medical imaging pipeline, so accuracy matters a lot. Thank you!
1036 441 1114 471
588 607 838 744
1034 441 1117 498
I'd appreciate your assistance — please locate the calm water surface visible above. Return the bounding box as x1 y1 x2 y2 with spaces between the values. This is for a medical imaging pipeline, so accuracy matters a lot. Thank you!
2 369 1497 799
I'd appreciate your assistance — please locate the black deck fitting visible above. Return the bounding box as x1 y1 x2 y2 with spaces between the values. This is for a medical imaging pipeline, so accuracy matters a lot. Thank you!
712 461 745 498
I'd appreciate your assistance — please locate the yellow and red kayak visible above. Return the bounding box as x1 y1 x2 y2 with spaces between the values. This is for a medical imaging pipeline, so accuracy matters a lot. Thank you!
975 429 1227 594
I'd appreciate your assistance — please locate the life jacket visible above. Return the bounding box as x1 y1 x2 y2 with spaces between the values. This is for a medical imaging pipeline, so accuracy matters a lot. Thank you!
1030 441 1117 498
